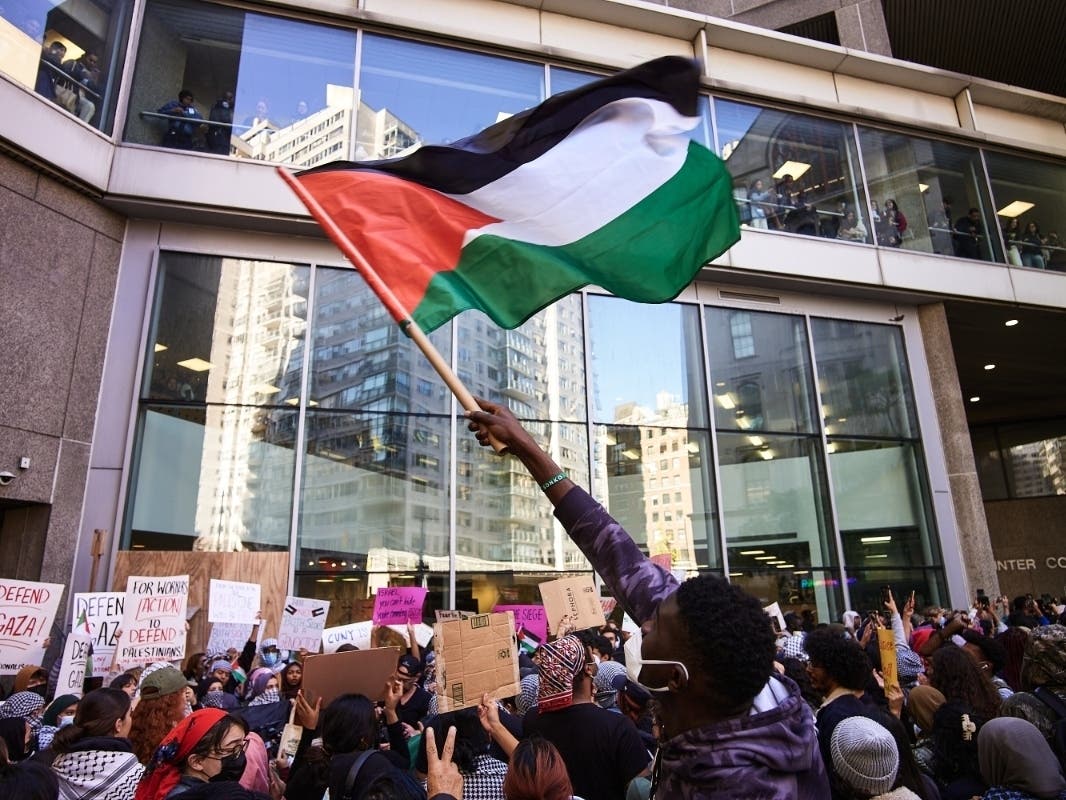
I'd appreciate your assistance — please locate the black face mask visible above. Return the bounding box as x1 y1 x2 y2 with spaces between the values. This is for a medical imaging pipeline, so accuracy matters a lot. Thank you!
210 750 246 783
30 685 48 699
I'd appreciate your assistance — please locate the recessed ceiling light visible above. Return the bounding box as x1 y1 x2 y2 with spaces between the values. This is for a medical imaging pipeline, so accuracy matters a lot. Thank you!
997 201 1034 218
984 364 996 371
775 563 795 569
739 550 765 555
918 183 929 193
772 160 811 180
793 570 810 575
755 555 777 561
861 535 892 543
154 343 168 352
177 357 212 372
969 396 980 403
1005 319 1018 327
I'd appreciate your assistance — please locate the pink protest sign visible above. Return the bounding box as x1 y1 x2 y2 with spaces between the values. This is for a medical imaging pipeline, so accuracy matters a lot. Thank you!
650 553 672 571
492 605 547 642
372 587 428 625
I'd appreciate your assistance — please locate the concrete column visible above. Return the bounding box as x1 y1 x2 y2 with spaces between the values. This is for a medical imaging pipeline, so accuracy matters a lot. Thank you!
835 0 892 56
917 302 998 599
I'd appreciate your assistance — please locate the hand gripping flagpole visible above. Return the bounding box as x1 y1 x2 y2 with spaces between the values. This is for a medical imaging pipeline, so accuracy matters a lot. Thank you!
277 167 506 453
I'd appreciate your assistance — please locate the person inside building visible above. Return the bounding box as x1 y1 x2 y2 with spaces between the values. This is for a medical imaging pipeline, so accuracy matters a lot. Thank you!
60 50 101 123
157 89 205 151
953 208 984 260
50 687 144 798
466 399 829 799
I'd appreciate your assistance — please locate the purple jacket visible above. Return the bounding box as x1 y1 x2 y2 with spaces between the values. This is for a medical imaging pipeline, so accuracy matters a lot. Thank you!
555 487 829 799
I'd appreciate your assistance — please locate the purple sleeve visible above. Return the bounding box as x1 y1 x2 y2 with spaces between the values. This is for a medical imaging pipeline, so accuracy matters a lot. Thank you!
553 486 679 624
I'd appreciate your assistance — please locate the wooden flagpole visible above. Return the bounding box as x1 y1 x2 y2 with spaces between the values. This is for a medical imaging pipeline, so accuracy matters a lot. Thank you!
277 167 505 453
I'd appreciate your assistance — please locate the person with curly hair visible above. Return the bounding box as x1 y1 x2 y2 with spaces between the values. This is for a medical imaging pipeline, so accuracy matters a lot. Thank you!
929 646 1001 720
957 630 1012 700
51 688 145 799
128 667 190 764
466 400 829 800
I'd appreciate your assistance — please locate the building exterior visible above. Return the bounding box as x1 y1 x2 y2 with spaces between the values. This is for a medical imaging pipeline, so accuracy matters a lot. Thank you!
2 0 1065 636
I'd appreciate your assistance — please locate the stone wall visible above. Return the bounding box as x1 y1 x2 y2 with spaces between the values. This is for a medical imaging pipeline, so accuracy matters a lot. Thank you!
986 495 1066 599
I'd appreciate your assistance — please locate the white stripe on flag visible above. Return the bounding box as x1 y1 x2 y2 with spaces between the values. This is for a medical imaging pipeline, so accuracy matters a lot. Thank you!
447 98 700 248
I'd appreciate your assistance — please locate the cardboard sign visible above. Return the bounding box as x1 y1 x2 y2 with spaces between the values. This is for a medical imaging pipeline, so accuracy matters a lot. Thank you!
321 621 374 654
207 622 252 656
301 647 400 707
372 587 427 625
435 612 520 712
56 632 92 696
435 610 474 622
492 604 547 642
208 580 260 624
764 602 786 635
539 576 605 634
71 592 124 675
877 628 899 693
117 575 189 665
0 579 65 674
278 596 330 653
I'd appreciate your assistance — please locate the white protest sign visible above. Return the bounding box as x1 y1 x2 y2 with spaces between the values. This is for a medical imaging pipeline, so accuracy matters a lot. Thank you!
117 575 189 665
321 621 374 653
56 632 92 696
72 592 124 675
386 622 435 648
0 580 64 674
207 580 260 624
278 596 330 653
206 622 252 656
763 602 786 636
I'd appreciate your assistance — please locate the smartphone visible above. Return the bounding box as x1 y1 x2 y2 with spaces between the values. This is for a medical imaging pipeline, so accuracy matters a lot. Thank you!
880 585 892 604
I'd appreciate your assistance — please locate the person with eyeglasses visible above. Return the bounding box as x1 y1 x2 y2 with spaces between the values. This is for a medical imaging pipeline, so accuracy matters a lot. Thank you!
134 708 279 799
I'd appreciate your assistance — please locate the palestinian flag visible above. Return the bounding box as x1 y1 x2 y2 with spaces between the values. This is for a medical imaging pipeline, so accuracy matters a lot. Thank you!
517 626 541 656
289 56 739 333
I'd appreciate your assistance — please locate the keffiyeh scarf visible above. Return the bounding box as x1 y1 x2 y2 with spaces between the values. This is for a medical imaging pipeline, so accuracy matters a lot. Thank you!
536 635 585 712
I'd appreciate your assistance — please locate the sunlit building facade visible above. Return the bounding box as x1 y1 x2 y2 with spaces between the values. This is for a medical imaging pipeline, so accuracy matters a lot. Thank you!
2 0 1065 632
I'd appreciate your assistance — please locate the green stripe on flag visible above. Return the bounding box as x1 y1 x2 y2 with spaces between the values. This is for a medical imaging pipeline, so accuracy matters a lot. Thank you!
411 141 739 333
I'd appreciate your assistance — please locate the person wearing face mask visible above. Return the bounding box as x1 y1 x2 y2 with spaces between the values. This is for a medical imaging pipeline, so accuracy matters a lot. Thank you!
50 688 145 798
134 709 272 800
258 640 283 672
0 690 46 752
243 669 280 707
13 664 50 698
467 400 829 800
34 693 78 752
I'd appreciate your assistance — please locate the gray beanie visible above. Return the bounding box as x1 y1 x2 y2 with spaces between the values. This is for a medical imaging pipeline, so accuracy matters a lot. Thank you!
831 716 899 796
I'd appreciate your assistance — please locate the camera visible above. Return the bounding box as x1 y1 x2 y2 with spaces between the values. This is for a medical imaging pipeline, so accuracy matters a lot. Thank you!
0 471 15 486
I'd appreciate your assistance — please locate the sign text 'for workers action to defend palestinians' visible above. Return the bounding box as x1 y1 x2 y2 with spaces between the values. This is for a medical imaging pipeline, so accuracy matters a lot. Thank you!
117 575 189 664
0 579 64 674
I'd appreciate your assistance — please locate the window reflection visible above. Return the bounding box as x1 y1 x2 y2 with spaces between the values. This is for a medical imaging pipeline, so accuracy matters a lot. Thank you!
810 318 918 439
129 404 296 551
972 419 1066 499
727 568 843 627
125 0 356 164
715 99 868 242
858 127 1000 261
356 35 543 158
705 307 817 433
2 0 132 132
985 151 1066 272
848 569 947 614
596 425 719 570
588 296 708 427
145 254 308 406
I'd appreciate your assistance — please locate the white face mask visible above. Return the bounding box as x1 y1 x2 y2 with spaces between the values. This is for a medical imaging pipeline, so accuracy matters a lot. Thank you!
58 716 75 728
624 628 689 692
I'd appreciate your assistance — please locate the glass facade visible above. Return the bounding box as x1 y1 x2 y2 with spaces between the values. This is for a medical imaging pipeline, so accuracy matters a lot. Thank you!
973 419 1066 500
126 253 947 626
1 0 133 131
984 151 1066 271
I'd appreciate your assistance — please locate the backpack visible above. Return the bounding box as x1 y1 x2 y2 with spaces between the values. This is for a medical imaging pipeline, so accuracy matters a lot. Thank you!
1033 686 1066 770
342 750 426 800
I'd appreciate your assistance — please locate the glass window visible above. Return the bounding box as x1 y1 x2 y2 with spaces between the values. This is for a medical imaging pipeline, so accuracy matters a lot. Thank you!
970 426 1008 501
717 433 837 570
705 307 818 434
726 566 844 628
847 568 948 616
984 151 1066 271
596 425 719 570
127 404 297 550
588 296 709 427
298 411 452 577
548 66 600 94
462 297 586 423
309 267 452 415
356 34 543 159
997 420 1066 498
810 318 918 439
831 440 941 567
857 127 1000 261
145 253 309 406
124 0 356 164
2 0 133 132
714 99 868 241
294 572 448 629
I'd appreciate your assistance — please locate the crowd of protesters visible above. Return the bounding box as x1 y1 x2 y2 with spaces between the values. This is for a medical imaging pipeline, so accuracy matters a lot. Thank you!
2 400 1065 800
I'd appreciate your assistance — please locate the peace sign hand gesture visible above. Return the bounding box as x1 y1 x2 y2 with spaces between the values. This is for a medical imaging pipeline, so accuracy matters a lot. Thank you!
426 726 464 799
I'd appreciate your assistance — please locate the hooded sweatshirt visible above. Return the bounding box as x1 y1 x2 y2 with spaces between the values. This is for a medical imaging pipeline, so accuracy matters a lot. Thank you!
554 487 830 800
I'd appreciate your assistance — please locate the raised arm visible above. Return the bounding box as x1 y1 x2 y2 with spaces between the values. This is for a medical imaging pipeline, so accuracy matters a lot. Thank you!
467 399 678 624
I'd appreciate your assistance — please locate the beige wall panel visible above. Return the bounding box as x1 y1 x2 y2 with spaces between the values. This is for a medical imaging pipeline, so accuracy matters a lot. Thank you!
972 103 1066 151
878 250 1015 301
706 47 837 105
986 496 1066 598
728 230 882 284
113 551 288 658
834 75 958 128
540 13 693 65
363 0 540 45
1008 266 1066 310
157 223 344 267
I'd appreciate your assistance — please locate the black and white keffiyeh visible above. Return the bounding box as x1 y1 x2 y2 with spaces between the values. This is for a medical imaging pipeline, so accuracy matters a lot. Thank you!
53 746 145 800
